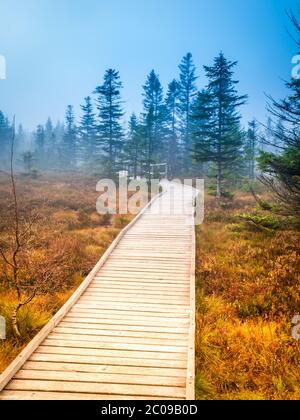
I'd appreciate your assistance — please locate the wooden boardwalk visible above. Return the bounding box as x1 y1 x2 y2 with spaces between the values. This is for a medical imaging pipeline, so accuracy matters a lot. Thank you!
0 182 196 400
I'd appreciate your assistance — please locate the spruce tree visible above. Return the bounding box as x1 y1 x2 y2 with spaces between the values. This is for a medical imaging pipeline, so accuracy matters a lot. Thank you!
260 117 284 153
245 120 258 180
165 79 180 177
191 89 215 177
193 53 247 197
44 117 56 169
54 121 64 143
142 70 165 179
61 105 77 170
178 53 198 173
123 113 144 178
94 69 124 175
34 124 45 169
22 151 36 175
274 119 284 151
15 124 25 154
261 117 272 151
45 118 54 142
0 111 11 168
78 96 96 167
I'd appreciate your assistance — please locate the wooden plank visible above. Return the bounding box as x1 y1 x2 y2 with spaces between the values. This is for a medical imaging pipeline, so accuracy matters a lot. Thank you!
47 333 187 347
36 346 187 361
15 369 185 387
105 260 190 266
96 268 190 275
59 321 189 334
23 361 186 378
68 307 189 318
80 293 190 302
105 254 186 264
71 306 189 316
79 296 189 305
53 327 188 341
67 311 189 322
42 339 187 354
103 261 189 268
0 390 173 400
110 253 190 258
115 247 189 253
73 303 190 314
91 280 189 289
114 243 190 248
93 277 190 284
63 317 189 328
83 289 190 297
99 267 189 274
30 353 187 369
102 264 190 270
91 277 190 285
6 379 186 398
93 276 190 284
124 234 189 238
81 290 189 299
96 272 189 280
88 284 190 293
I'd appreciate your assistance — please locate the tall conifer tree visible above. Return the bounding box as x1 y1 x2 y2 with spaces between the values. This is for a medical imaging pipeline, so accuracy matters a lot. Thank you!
165 79 180 177
34 124 45 168
245 120 258 180
193 53 247 197
123 113 145 178
142 70 165 178
61 105 77 170
94 69 124 175
78 96 96 167
178 53 198 172
0 111 11 168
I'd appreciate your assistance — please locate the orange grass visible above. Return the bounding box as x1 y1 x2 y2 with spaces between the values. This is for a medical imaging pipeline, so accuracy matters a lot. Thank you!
195 191 300 400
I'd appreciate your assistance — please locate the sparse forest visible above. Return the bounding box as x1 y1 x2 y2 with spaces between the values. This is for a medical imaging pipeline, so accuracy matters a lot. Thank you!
0 52 269 188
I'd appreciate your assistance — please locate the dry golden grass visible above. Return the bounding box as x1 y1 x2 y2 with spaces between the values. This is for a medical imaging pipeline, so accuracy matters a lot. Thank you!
196 190 300 400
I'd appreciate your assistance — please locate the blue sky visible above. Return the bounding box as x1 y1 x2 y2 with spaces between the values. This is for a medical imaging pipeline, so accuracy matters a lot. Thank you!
0 0 299 129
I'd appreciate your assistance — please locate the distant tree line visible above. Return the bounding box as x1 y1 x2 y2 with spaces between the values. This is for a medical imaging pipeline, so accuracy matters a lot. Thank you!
0 52 282 196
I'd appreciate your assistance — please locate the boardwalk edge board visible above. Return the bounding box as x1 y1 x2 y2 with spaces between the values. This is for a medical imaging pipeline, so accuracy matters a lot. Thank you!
186 196 196 400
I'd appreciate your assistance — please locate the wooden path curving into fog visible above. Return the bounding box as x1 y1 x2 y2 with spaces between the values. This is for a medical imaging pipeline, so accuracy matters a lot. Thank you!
0 182 196 400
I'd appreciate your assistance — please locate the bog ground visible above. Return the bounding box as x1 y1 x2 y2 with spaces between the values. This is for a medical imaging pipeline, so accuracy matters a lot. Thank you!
0 175 299 400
